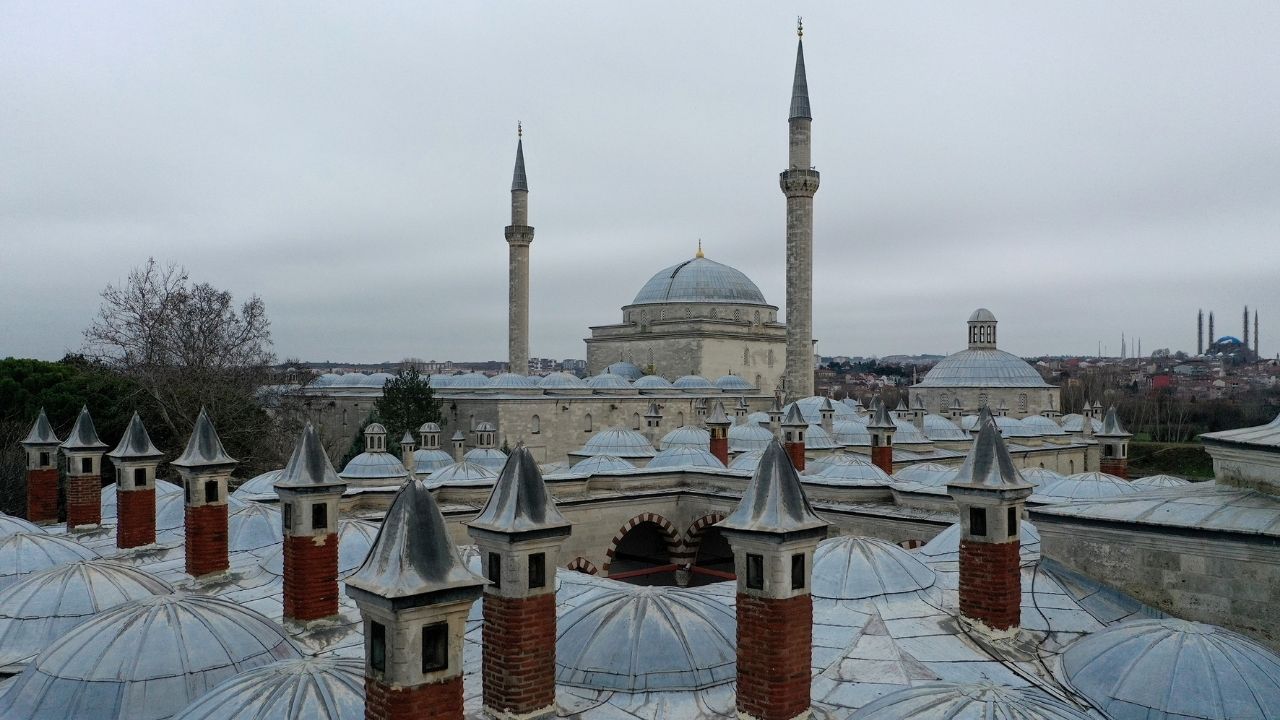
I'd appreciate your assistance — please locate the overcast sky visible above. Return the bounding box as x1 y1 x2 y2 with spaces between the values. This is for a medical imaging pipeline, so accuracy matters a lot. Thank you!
3 2 1278 364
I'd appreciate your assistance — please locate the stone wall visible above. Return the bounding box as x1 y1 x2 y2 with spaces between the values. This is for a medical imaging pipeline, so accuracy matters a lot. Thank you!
910 387 1062 419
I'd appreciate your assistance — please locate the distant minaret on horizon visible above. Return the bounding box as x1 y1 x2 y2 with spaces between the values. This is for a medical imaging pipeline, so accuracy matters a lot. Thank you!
506 123 534 375
1243 305 1250 347
781 18 819 397
1197 309 1204 355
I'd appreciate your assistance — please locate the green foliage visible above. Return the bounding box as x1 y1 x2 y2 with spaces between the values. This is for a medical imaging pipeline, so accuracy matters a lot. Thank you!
337 367 444 466
1129 442 1216 479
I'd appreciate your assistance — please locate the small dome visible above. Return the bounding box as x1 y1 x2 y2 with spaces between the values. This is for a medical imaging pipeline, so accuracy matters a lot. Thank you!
261 519 379 578
812 536 936 600
661 425 710 451
630 255 768 306
1059 414 1103 433
575 427 656 458
850 681 1096 720
1062 618 1280 720
0 560 171 669
916 349 1053 388
923 414 970 441
363 422 386 435
919 520 1041 563
0 512 42 538
557 583 736 691
633 374 674 390
307 373 340 388
1034 472 1144 502
231 470 283 501
475 421 496 432
427 373 455 388
339 451 409 481
728 422 774 452
994 415 1037 438
449 372 491 389
421 460 497 489
672 374 715 390
648 446 725 469
729 450 764 472
173 657 365 720
1019 467 1065 487
892 463 959 488
539 461 573 475
1021 414 1067 436
418 421 442 433
488 372 537 389
538 372 588 389
892 418 928 444
0 594 300 720
412 448 453 474
833 419 872 446
463 447 507 471
714 374 755 391
363 372 396 388
1132 474 1192 488
746 411 771 425
0 533 100 589
586 373 632 390
969 308 997 322
782 396 858 424
571 455 636 474
604 361 644 381
227 503 283 553
804 423 837 450
803 453 892 487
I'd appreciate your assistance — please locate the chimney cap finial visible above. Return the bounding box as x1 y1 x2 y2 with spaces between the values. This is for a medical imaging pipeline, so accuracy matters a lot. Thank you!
797 16 803 37
696 238 704 258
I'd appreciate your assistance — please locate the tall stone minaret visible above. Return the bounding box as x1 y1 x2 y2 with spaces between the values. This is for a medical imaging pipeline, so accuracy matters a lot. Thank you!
1197 309 1204 355
506 125 534 375
1243 305 1250 347
781 19 819 398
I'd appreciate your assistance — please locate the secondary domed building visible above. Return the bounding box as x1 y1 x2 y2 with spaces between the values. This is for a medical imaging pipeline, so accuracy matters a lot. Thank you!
911 309 1059 418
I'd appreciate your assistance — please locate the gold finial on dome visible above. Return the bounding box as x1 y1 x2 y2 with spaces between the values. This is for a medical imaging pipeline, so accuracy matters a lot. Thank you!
797 16 803 37
517 121 522 138
696 239 704 258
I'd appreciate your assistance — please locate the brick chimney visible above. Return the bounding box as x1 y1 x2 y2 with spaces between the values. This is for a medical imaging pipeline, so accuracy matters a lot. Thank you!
60 406 108 530
781 404 807 471
719 440 828 720
706 401 732 466
819 395 835 437
347 468 485 720
946 406 1033 633
468 446 571 720
1096 406 1132 479
19 409 61 524
643 401 663 448
868 399 897 476
106 412 164 549
734 397 750 425
171 408 237 577
274 421 348 623
451 430 466 462
399 431 416 473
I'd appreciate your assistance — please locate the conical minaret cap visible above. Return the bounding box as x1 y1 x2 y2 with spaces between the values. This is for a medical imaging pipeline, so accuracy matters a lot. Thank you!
720 440 827 535
274 421 344 490
60 406 108 451
644 401 662 418
451 430 466 442
706 401 731 427
869 399 897 430
20 408 60 447
1098 406 1132 438
819 396 835 413
400 431 416 447
469 446 569 536
172 408 237 468
348 478 485 602
511 136 528 192
948 407 1032 491
782 403 807 428
789 37 812 120
107 412 164 461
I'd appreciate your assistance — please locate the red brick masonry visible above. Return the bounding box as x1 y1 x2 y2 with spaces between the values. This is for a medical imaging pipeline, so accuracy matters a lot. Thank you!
871 446 893 476
186 504 229 577
710 436 730 467
26 468 59 524
784 441 806 471
365 675 464 720
483 593 557 717
737 593 813 720
959 539 1022 630
1099 458 1128 479
65 475 101 528
283 533 339 621
117 489 156 548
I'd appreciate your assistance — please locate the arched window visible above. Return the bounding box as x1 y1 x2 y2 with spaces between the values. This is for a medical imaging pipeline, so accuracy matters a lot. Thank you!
734 309 740 321
341 408 348 426
531 415 540 434
632 412 641 430
743 347 750 365
1069 459 1075 473
710 307 718 319
767 349 775 368
1018 394 1028 413
676 411 685 426
754 310 761 324
584 413 593 433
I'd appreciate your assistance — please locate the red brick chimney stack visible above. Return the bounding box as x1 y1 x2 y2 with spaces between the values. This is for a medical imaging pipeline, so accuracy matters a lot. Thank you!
274 421 348 623
59 406 109 530
468 446 571 720
781 404 807 471
719 439 829 720
172 408 238 578
106 412 164 549
946 406 1034 633
347 465 486 720
706 401 732 467
1096 406 1132 479
19 409 61 525
868 398 897 476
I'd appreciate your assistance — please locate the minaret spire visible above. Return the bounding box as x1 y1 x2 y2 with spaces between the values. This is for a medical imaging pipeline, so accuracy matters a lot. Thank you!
506 124 535 375
781 22 820 398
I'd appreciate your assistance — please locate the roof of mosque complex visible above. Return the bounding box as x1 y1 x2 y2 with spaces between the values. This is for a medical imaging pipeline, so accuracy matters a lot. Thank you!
629 255 772 307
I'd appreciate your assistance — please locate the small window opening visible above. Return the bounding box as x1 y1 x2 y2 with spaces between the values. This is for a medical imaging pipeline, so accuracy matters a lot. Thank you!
204 479 219 503
1008 507 1018 538
282 504 292 532
970 507 987 537
80 457 92 474
529 552 546 589
133 467 146 488
488 552 501 588
311 502 328 531
370 621 386 672
790 553 805 590
422 622 448 673
39 451 49 466
746 553 764 590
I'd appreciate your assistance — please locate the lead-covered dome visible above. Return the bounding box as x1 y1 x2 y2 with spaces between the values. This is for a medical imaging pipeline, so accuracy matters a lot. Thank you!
803 453 893 487
0 512 42 538
173 657 365 720
1034 472 1144 503
647 446 724 470
729 422 775 452
574 427 656 458
0 593 300 720
661 425 710 451
919 520 1041 564
850 681 1096 720
917 349 1052 388
0 533 100 589
631 256 768 306
571 455 636 474
812 536 935 600
1061 618 1280 720
556 583 736 691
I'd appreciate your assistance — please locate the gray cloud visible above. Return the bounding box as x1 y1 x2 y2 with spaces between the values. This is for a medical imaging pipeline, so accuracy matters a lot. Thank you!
2 2 1277 363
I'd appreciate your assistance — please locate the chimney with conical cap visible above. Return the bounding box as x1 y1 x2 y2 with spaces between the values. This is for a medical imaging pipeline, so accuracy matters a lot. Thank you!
107 412 164 549
172 408 238 577
274 421 348 622
60 406 109 530
19 409 61 524
707 401 732 466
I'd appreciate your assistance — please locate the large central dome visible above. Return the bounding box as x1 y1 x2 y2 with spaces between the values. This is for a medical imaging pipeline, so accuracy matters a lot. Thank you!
916 348 1052 388
631 256 769 306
